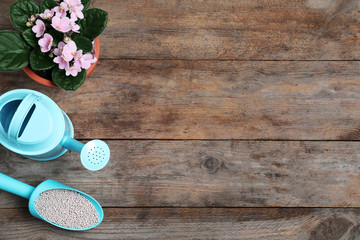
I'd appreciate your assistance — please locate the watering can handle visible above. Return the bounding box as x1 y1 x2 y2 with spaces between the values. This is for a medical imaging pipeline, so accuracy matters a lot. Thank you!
0 173 35 199
7 94 39 142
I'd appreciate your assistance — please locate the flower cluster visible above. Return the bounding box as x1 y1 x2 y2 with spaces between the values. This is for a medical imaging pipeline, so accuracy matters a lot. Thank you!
53 40 96 76
28 0 96 77
0 0 108 90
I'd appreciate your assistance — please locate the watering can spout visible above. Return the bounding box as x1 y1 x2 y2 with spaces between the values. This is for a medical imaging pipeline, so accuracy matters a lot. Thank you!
61 136 84 153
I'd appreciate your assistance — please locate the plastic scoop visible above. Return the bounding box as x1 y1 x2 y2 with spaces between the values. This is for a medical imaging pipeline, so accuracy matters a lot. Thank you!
0 173 103 231
61 137 110 171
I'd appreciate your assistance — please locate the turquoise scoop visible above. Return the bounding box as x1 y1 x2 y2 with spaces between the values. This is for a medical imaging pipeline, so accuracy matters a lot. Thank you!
0 89 110 171
0 173 103 231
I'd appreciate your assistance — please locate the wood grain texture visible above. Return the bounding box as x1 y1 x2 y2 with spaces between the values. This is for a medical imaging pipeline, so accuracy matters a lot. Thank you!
1 0 360 60
0 0 359 238
1 208 360 240
1 140 360 208
1 60 360 140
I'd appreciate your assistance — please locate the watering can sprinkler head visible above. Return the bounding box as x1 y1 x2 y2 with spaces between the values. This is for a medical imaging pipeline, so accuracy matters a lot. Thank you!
62 137 110 171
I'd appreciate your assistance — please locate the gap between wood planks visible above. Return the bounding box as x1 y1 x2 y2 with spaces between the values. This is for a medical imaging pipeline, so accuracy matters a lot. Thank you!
1 207 360 240
98 58 360 62
76 139 360 142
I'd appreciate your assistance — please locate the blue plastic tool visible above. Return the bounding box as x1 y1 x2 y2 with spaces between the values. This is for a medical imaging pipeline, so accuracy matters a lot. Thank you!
0 89 110 171
0 173 103 231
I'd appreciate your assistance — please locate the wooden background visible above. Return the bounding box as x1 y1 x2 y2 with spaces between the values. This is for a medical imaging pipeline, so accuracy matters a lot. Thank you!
1 0 360 239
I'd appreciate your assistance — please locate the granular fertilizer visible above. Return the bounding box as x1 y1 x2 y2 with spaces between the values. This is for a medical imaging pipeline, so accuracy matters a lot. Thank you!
34 189 100 229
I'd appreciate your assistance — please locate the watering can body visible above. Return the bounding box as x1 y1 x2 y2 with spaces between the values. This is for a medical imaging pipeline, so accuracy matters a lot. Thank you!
0 89 74 161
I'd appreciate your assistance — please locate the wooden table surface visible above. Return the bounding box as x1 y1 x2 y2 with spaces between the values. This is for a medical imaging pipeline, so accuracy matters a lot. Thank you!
1 0 360 239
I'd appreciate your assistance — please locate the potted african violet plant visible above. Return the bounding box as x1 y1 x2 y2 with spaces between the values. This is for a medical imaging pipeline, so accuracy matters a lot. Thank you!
0 0 108 90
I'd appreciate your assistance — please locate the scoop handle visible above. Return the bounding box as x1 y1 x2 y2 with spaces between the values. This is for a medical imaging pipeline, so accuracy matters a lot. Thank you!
0 173 35 199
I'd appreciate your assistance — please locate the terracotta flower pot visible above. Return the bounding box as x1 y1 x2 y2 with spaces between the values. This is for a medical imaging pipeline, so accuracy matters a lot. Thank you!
23 37 100 88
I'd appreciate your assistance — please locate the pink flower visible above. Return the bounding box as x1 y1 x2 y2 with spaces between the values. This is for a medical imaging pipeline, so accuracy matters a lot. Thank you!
54 3 68 18
61 40 77 62
74 50 83 61
64 0 81 6
64 0 74 8
61 0 84 20
70 20 80 33
70 5 84 20
51 16 72 33
54 56 69 70
40 9 54 20
64 0 81 9
32 20 46 37
54 41 66 56
38 33 53 52
65 61 82 77
61 1 71 10
80 53 97 69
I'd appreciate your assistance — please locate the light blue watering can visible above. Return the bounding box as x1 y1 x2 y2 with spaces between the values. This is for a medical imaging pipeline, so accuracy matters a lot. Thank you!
0 89 110 171
0 172 103 231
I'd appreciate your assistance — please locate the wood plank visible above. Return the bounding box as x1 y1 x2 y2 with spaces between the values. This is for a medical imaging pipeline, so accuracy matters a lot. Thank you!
1 0 359 60
1 140 360 208
1 60 360 140
1 207 360 239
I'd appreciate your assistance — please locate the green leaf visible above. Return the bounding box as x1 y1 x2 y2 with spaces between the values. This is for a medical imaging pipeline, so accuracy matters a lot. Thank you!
0 31 31 72
49 29 63 45
80 8 108 39
82 0 91 10
22 28 38 49
40 0 59 12
52 67 87 91
73 36 92 53
30 49 55 70
10 0 40 32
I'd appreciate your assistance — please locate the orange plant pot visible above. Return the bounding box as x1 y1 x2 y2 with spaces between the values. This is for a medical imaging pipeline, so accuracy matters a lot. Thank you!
23 37 100 88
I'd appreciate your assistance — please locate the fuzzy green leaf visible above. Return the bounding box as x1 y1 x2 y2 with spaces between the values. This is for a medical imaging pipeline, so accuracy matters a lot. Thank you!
82 0 91 10
40 0 59 12
0 31 31 72
10 0 40 32
52 67 86 91
30 49 55 71
22 28 38 49
80 8 108 39
73 36 92 53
